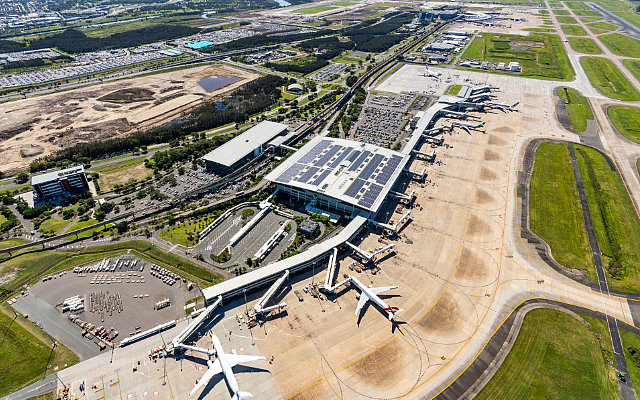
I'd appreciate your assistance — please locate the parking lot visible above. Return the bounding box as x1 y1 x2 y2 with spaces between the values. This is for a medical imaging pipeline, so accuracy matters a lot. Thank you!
308 62 348 81
198 207 296 267
12 255 199 352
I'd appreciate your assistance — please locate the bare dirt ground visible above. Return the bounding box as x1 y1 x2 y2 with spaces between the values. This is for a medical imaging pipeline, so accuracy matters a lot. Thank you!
0 64 258 174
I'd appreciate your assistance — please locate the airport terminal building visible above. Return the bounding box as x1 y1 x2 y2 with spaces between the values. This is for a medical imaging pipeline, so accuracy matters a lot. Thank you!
202 121 288 174
265 136 409 218
31 166 89 202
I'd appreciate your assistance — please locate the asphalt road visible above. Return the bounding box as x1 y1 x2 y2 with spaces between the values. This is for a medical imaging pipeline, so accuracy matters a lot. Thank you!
12 293 104 360
569 144 636 400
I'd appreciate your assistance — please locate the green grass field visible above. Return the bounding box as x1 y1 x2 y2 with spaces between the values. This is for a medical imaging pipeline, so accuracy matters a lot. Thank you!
623 59 640 82
38 218 71 236
568 37 602 54
599 33 640 58
590 0 640 29
575 145 640 293
566 2 595 11
334 1 356 5
556 15 578 24
460 32 574 80
557 87 594 132
523 27 555 32
553 9 570 15
588 21 618 31
0 309 79 397
580 57 640 101
445 84 463 95
0 240 222 290
620 327 640 390
475 309 619 400
296 5 337 13
530 142 594 277
93 157 146 174
608 106 640 144
0 238 27 250
561 24 587 36
159 215 217 247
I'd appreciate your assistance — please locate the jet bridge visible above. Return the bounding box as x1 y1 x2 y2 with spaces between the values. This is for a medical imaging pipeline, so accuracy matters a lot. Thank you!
346 242 395 263
370 211 411 234
170 296 222 350
323 248 338 290
251 270 288 317
412 149 436 161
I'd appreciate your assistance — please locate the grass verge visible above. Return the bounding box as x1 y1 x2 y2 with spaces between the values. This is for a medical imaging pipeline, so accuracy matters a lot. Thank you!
567 37 602 54
580 57 640 101
475 308 619 400
575 145 640 293
530 142 594 276
599 33 640 58
561 24 587 36
557 87 594 132
608 106 640 144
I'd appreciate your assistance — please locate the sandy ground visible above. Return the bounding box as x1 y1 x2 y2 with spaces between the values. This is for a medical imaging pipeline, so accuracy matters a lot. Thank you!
0 64 258 174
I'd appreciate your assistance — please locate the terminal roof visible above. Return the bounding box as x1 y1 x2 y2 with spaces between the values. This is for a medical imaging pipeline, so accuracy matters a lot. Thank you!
201 121 288 168
31 165 85 186
265 136 409 213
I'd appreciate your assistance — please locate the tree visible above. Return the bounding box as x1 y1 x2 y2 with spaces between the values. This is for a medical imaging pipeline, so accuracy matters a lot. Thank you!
15 172 28 184
116 221 129 233
94 209 106 221
346 75 358 86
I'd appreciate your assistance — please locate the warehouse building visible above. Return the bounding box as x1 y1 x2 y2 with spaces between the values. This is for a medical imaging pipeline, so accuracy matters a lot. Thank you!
265 137 409 218
31 166 89 202
201 121 288 174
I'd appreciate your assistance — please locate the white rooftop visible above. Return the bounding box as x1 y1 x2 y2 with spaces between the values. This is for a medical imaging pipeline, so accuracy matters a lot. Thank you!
31 165 85 186
265 136 409 213
201 121 288 167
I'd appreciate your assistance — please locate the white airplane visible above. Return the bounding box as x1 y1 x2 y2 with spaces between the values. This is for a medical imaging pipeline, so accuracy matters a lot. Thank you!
188 334 267 400
350 276 403 321
486 101 519 110
451 121 485 129
422 67 442 78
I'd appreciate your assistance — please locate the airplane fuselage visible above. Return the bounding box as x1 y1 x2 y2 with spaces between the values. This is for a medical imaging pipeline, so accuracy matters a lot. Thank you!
211 336 241 397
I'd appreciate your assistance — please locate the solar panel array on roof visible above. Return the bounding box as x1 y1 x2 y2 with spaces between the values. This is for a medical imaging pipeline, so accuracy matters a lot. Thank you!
358 183 383 209
314 145 342 167
276 162 305 183
299 140 330 164
328 147 353 168
296 166 319 183
345 178 366 197
375 154 403 186
348 150 371 172
311 169 331 186
358 153 385 181
347 150 361 162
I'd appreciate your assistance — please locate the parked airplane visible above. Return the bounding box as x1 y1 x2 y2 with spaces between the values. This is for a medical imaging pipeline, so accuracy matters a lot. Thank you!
451 121 485 129
486 101 519 111
188 334 266 400
422 66 442 78
350 276 403 321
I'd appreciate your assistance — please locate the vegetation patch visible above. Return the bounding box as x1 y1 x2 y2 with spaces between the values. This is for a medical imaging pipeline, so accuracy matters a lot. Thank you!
624 59 640 82
599 33 640 58
567 37 602 54
530 142 594 277
0 309 79 397
575 145 640 292
553 9 570 15
296 5 338 13
556 15 578 24
523 27 555 32
608 106 640 144
475 309 620 400
159 214 218 247
557 87 594 132
588 21 618 32
580 57 640 101
446 84 462 95
561 24 587 36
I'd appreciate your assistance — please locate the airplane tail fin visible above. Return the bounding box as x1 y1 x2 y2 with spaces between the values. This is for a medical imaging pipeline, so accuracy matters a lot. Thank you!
232 392 253 400
386 307 404 320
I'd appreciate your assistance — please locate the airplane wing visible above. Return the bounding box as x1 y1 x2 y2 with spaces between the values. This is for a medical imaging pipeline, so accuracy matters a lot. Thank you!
369 286 399 295
189 360 222 397
226 354 267 368
355 294 369 316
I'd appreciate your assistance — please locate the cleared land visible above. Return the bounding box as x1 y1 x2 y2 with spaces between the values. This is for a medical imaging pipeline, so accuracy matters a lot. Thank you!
529 142 594 276
568 36 602 54
0 307 79 397
475 309 619 400
95 157 152 192
557 87 594 132
561 24 587 36
599 33 640 58
608 106 640 144
580 57 640 101
460 32 574 80
0 64 257 174
575 145 640 292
